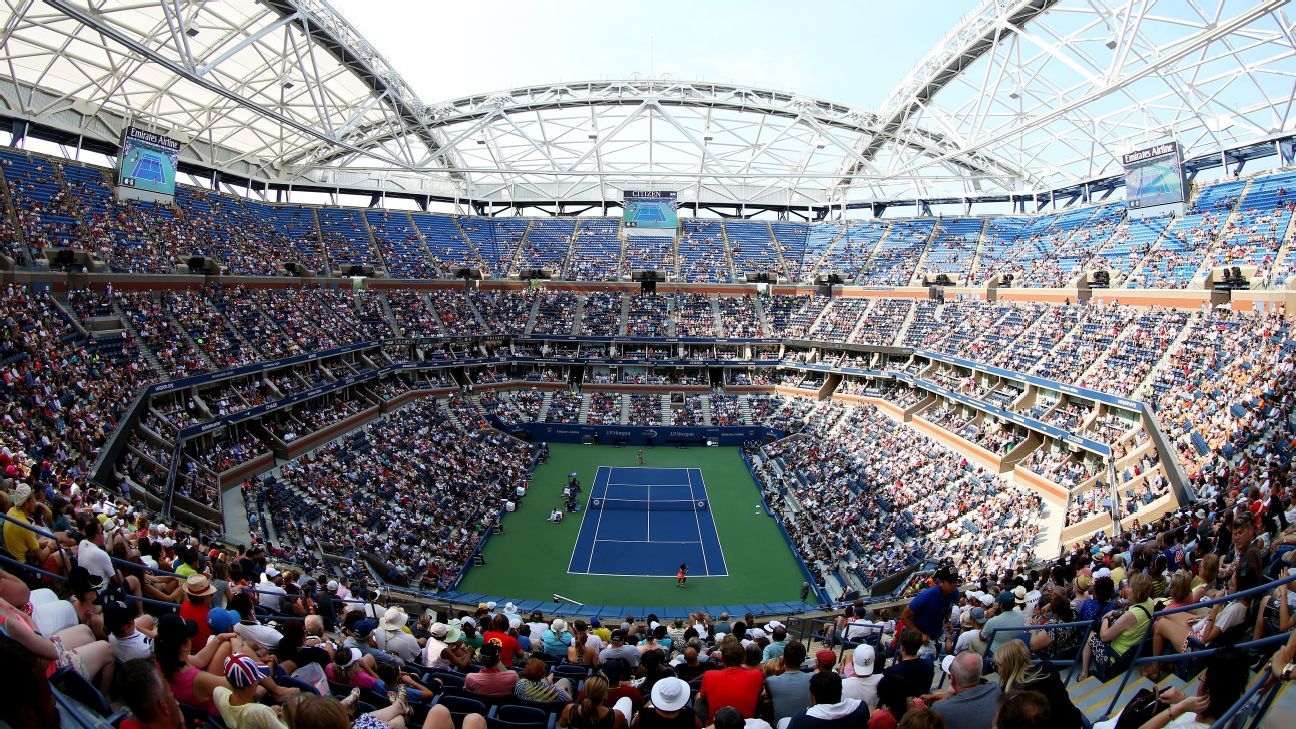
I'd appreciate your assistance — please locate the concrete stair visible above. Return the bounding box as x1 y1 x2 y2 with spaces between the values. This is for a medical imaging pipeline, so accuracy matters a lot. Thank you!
536 392 555 421
523 294 543 335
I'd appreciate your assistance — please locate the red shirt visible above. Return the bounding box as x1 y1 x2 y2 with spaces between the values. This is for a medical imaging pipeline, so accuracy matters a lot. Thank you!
464 667 519 696
698 666 764 720
482 631 521 666
179 601 212 651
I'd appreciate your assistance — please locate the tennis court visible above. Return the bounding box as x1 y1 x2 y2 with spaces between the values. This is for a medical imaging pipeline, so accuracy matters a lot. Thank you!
567 466 727 578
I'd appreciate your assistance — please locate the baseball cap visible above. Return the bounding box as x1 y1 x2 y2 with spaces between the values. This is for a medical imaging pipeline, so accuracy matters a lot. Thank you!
104 601 136 634
224 654 268 688
157 613 199 643
353 620 377 639
934 564 961 584
479 642 501 666
207 608 240 634
852 644 876 675
941 654 956 675
651 677 690 712
610 628 626 642
815 649 836 665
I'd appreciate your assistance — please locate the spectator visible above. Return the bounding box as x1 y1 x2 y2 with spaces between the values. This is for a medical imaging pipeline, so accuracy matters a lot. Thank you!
602 629 642 668
782 671 871 729
214 654 285 729
515 658 573 704
1081 572 1156 679
562 674 631 729
698 639 764 722
634 675 698 729
994 640 1082 729
995 691 1050 729
841 644 881 709
374 607 422 665
464 642 518 697
115 658 187 729
882 631 932 703
764 640 812 723
926 652 1001 729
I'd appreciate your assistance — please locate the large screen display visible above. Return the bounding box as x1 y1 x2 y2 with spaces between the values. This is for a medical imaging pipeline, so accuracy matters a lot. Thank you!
117 126 181 198
623 190 678 230
1123 142 1185 209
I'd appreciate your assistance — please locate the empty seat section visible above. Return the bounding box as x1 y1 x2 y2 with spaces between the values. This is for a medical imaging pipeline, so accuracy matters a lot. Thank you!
318 208 379 269
861 219 932 285
565 219 621 280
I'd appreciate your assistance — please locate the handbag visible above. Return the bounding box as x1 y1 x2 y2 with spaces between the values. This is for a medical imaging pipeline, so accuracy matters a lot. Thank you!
1114 688 1165 729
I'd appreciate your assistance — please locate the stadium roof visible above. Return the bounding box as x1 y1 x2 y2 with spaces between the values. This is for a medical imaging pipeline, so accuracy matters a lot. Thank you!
2 0 1294 209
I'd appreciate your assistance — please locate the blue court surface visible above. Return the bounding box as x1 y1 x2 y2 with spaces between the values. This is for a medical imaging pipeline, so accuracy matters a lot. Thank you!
567 466 728 577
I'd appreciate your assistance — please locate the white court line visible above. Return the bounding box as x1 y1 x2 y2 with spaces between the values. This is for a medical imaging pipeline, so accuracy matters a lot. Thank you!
695 468 729 575
565 466 608 573
609 466 693 471
594 539 701 544
688 468 710 577
582 467 611 574
564 569 730 578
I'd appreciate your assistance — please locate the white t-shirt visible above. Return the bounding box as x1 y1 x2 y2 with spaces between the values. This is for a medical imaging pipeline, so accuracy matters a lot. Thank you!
257 580 286 612
77 540 115 583
110 630 153 662
1193 601 1246 636
841 674 882 710
235 621 283 651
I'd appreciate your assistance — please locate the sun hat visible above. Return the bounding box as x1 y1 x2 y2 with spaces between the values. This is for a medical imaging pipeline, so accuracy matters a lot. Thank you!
503 602 518 615
444 626 463 644
379 606 408 631
550 619 568 633
651 677 690 712
1011 586 1028 606
183 574 217 597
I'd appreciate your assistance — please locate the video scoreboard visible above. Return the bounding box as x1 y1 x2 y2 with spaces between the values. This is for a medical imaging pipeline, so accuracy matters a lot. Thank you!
117 126 181 202
623 190 678 231
1123 142 1185 210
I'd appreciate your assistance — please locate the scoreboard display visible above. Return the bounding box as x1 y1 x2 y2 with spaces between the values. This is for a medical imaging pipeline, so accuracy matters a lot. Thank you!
623 190 678 230
117 126 181 200
1123 142 1185 209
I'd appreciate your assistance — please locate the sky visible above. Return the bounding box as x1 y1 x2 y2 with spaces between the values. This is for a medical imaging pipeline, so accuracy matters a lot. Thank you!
328 0 973 107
